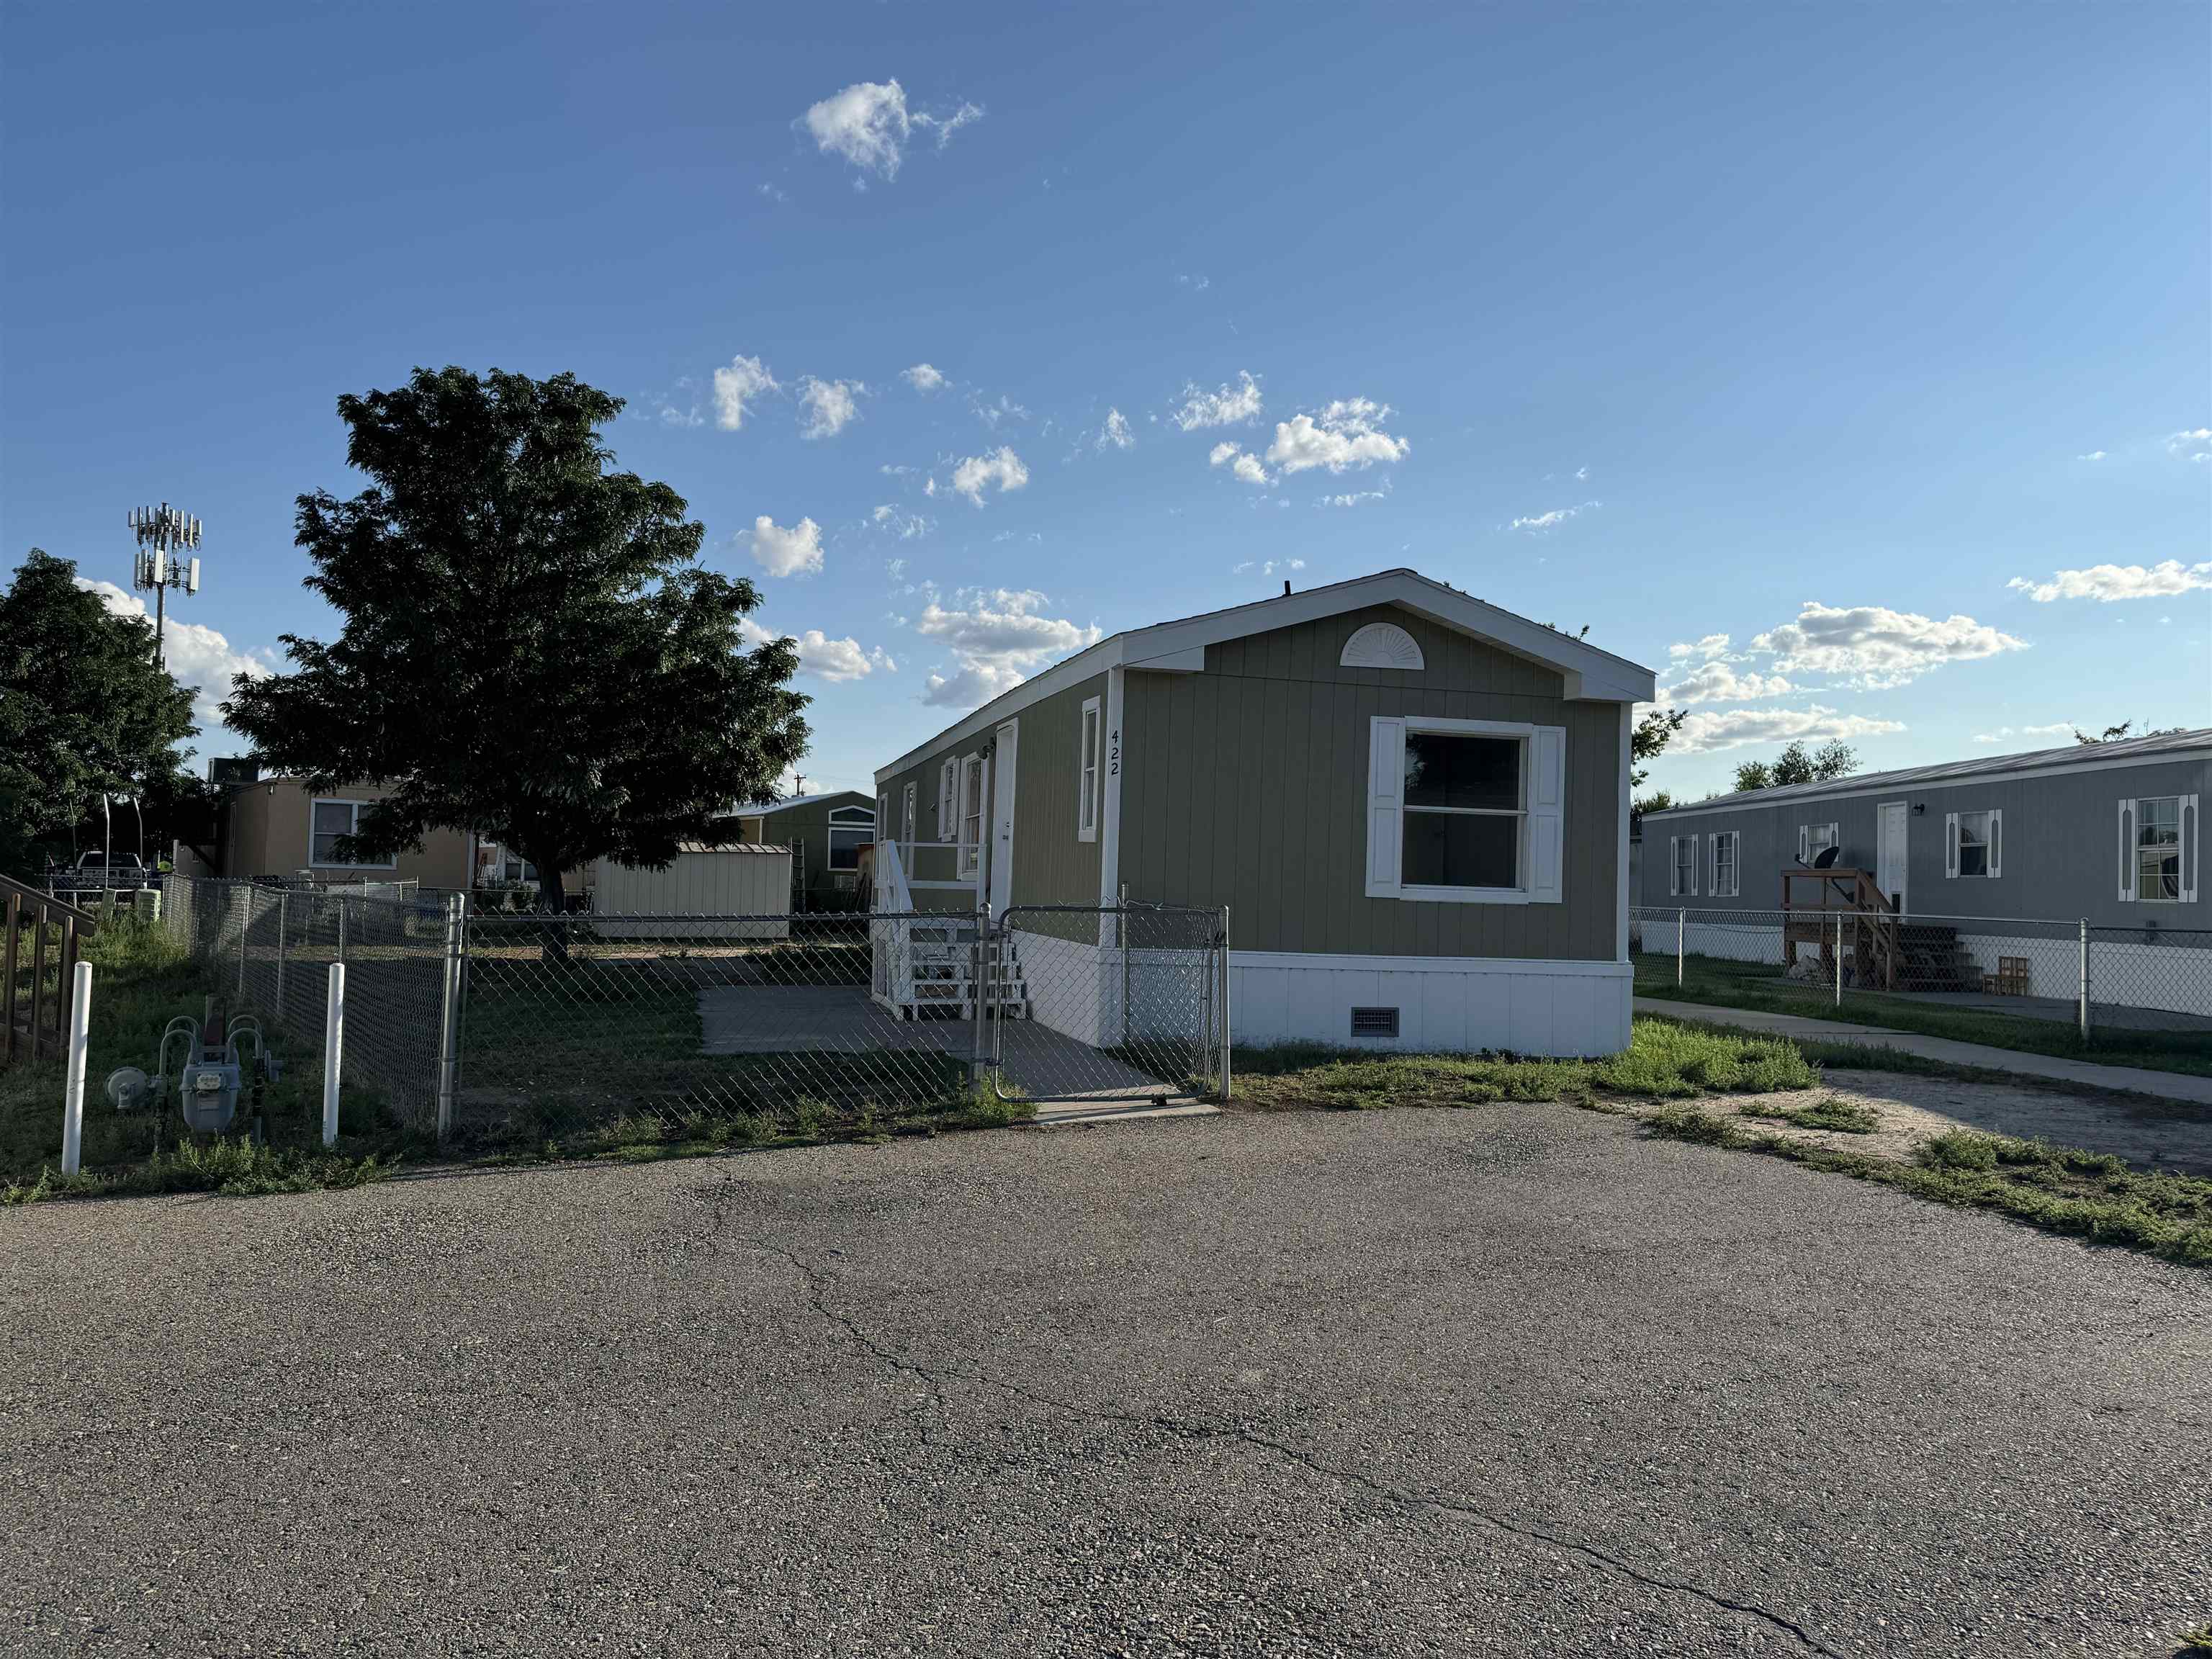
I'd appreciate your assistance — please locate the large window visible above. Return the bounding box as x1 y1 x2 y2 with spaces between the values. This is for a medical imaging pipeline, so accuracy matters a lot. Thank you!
1076 696 1101 842
827 806 873 872
1401 732 1521 890
958 756 984 878
2138 796 2181 901
1711 830 1739 896
310 799 393 868
1952 809 1999 878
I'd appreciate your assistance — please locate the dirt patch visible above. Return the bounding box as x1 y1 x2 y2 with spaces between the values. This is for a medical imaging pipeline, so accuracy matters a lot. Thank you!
1612 1067 2212 1176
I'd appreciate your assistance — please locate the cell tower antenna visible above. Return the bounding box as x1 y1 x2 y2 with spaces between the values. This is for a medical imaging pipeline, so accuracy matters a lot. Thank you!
127 503 204 670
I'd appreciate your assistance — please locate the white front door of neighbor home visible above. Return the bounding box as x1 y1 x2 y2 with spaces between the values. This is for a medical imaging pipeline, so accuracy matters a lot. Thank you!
989 719 1019 914
1877 801 1909 912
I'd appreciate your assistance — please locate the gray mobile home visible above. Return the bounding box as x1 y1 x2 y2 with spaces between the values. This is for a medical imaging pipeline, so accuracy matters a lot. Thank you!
873 569 1655 1056
1638 730 2207 1011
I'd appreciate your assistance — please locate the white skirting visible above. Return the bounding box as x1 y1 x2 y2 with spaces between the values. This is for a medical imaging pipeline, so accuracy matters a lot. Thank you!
1231 951 1633 1057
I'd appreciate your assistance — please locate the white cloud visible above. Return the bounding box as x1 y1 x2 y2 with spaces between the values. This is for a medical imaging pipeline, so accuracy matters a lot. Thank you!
1749 601 2026 690
902 363 947 392
915 588 1102 709
77 580 274 739
1232 558 1305 577
917 100 983 149
1177 273 1210 292
2005 560 2212 603
1972 723 2076 745
1667 634 1733 662
801 81 924 180
713 355 778 431
747 516 825 578
1094 408 1134 451
2167 428 2212 463
1321 484 1390 507
740 618 894 682
796 377 864 440
1172 371 1263 431
1670 705 1907 757
1510 500 1599 532
869 504 932 540
972 392 1029 430
950 446 1028 505
1264 398 1409 475
2076 450 2107 462
1657 661 1796 706
1209 441 1271 486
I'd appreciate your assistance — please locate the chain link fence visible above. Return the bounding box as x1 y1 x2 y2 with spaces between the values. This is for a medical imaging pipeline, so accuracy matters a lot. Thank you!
1630 904 2212 1040
164 876 457 1134
991 905 1228 1106
142 880 1236 1152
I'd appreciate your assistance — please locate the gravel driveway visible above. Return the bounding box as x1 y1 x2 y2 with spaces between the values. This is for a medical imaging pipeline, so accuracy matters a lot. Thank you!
4 1106 2207 1658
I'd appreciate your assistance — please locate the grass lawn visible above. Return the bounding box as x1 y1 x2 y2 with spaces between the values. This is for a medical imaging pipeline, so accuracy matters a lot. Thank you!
1633 951 2212 1079
1232 1017 1819 1110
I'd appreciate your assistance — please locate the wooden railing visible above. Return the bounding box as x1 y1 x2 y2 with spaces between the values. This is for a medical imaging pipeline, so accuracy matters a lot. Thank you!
2 873 100 1066
1780 867 1900 991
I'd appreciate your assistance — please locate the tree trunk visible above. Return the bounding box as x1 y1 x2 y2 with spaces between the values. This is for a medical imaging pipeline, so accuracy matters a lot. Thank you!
534 860 570 967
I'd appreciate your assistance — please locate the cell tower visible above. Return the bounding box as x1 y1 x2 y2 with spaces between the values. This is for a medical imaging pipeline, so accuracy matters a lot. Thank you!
127 503 203 670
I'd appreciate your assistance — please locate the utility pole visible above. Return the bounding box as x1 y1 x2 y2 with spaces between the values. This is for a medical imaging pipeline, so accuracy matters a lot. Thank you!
127 503 204 670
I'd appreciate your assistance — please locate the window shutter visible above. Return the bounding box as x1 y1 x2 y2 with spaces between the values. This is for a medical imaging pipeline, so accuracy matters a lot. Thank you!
1987 809 2002 879
1686 823 1699 896
2182 794 2200 904
1944 813 1959 879
1365 718 1405 898
1668 837 1681 897
938 760 956 842
1797 824 1809 862
2118 799 2136 902
1527 726 1566 903
1707 834 1717 898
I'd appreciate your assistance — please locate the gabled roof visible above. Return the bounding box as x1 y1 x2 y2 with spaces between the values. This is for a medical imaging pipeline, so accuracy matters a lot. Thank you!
731 790 876 817
1642 727 2212 821
876 567 1656 784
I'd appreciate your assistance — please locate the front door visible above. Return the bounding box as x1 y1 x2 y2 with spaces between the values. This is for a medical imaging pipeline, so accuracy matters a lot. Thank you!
1877 801 1909 912
989 719 1019 914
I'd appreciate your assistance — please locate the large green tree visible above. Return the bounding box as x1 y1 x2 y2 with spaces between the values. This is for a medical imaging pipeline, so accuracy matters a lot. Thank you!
0 549 198 877
224 367 809 910
1732 738 1858 794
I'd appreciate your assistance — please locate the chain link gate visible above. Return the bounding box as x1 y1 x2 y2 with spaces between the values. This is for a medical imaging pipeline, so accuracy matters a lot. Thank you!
989 904 1228 1106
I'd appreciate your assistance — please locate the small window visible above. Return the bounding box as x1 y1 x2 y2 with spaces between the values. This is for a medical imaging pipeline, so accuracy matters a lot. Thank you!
1712 831 1739 897
310 799 394 868
958 755 984 878
1077 696 1101 842
1671 835 1697 897
1401 732 1522 890
1349 1007 1399 1038
938 758 958 842
2138 796 2182 902
1956 810 1992 878
1799 822 1840 862
902 783 917 848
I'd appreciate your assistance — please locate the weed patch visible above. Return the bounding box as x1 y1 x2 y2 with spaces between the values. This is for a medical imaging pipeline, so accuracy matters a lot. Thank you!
1740 1096 1879 1134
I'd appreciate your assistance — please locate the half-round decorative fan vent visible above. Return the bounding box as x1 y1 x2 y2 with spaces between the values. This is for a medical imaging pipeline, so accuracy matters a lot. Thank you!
1339 621 1426 671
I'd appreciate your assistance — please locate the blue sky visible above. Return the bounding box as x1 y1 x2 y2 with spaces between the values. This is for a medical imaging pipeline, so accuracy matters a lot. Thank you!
4 1 2208 802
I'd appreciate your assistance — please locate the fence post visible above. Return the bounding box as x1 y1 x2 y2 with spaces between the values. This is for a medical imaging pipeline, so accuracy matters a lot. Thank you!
1218 904 1233 1102
1676 909 1685 987
275 890 289 1022
60 961 91 1176
323 962 345 1147
1834 912 1843 1008
970 903 992 1092
434 893 467 1143
2077 918 2091 1042
338 893 349 966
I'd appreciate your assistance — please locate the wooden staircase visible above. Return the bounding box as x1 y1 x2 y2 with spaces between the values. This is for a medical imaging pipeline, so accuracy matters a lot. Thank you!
1781 867 1905 991
872 913 1032 1021
1892 922 1981 993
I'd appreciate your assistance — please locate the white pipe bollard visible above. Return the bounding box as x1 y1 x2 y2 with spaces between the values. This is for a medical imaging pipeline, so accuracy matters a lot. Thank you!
323 961 346 1146
61 961 92 1176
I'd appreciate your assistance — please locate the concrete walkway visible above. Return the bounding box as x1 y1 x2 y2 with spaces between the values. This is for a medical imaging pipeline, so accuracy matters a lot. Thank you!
1636 996 2212 1106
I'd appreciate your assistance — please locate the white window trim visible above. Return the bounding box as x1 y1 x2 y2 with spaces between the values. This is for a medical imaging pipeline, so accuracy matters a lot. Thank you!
1708 830 1738 897
1076 695 1101 843
1797 822 1840 863
1944 808 2001 879
1366 716 1563 906
957 754 984 879
2125 793 2195 904
307 798 397 870
1668 833 1699 898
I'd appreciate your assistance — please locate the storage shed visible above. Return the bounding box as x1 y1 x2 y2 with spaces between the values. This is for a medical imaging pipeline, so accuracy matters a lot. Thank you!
590 843 793 938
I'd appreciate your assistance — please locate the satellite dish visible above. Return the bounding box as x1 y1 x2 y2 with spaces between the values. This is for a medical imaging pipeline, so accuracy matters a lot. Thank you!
1812 844 1841 869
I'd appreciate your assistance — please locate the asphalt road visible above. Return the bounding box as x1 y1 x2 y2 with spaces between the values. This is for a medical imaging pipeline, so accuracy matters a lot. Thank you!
3 1105 2207 1658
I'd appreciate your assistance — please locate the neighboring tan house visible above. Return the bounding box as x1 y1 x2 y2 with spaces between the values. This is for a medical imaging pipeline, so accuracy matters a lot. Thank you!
218 775 474 890
732 791 876 910
871 568 1655 1056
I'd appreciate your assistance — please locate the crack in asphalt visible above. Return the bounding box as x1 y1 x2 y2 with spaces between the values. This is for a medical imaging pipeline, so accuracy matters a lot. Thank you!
730 1208 1850 1659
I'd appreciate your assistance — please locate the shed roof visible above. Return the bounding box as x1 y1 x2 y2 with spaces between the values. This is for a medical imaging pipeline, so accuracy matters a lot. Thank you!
876 567 1657 785
1642 727 2212 821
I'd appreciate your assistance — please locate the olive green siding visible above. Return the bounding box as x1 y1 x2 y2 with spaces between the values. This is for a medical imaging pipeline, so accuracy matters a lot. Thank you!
876 750 966 891
1116 605 1624 959
737 790 874 906
1004 671 1107 909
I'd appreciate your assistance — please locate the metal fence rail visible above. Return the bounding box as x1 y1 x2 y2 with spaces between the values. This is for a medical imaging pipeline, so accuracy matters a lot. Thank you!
1629 904 2212 1037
